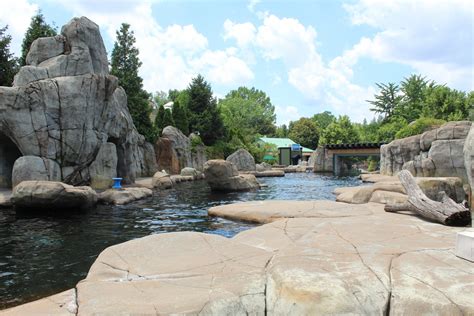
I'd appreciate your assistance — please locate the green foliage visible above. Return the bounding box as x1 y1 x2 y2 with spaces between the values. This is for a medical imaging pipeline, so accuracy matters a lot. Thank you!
288 117 320 149
186 75 227 145
162 109 175 128
172 101 189 135
319 115 360 145
111 23 155 142
0 25 18 86
221 86 276 136
367 158 378 172
354 117 383 142
312 111 336 129
395 117 445 139
274 124 288 138
153 91 169 107
368 83 402 120
154 104 165 133
20 11 56 66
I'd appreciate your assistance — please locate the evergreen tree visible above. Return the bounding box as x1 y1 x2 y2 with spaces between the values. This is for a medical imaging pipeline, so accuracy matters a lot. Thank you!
111 23 155 142
20 11 56 66
0 25 18 86
172 101 189 135
162 109 175 128
186 75 226 145
154 104 165 132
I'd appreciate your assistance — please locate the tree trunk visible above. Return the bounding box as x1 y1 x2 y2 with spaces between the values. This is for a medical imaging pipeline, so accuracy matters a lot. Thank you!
384 170 471 226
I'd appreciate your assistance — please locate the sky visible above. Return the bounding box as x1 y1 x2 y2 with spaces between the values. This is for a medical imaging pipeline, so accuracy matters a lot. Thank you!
1 0 472 125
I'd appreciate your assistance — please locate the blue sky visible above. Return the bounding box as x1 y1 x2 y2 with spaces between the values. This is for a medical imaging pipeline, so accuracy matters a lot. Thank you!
1 0 472 125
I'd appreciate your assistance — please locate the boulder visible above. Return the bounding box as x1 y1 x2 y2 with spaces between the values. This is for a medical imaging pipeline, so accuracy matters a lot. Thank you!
0 190 12 208
463 125 474 214
226 149 256 172
88 143 117 189
255 169 285 177
180 167 199 179
12 156 49 187
98 187 153 205
0 16 155 189
152 171 173 189
204 160 260 192
11 181 97 210
256 162 272 172
154 127 207 174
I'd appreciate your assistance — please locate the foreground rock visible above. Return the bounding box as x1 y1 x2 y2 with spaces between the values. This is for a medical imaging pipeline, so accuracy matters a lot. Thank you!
226 149 256 171
6 201 472 314
204 160 260 191
98 187 153 205
12 181 97 210
0 17 156 189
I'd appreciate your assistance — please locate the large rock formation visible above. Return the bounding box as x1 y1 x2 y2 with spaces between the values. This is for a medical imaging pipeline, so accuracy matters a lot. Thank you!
204 160 260 191
226 148 256 171
0 17 156 189
380 121 472 182
154 126 207 174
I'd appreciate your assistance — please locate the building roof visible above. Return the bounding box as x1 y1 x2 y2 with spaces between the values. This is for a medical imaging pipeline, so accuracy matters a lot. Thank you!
259 137 314 153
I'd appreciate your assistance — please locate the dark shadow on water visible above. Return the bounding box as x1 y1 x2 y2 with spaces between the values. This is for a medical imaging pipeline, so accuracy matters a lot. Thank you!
0 173 362 309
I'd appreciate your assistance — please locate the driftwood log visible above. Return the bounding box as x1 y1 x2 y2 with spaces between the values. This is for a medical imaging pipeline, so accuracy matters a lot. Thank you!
384 170 471 226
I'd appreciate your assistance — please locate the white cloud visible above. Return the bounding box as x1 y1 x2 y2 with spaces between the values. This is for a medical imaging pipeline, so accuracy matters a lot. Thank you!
276 105 301 126
0 0 38 54
42 1 254 92
343 0 473 90
247 0 260 13
223 19 256 48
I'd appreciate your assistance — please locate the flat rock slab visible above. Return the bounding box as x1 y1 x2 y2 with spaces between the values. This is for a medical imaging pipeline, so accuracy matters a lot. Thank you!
77 232 272 315
208 200 375 223
98 187 153 205
255 170 285 177
4 201 473 315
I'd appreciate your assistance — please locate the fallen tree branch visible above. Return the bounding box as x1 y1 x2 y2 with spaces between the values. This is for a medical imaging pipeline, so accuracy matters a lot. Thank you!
384 170 471 226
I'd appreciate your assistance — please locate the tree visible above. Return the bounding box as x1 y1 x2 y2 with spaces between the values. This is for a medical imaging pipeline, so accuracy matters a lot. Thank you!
172 101 189 135
0 25 18 86
153 91 169 107
275 124 288 138
319 115 360 145
154 104 166 132
398 75 430 121
288 118 320 149
111 23 155 142
186 75 226 145
222 87 276 135
312 111 336 130
20 11 56 66
162 109 175 128
368 82 402 120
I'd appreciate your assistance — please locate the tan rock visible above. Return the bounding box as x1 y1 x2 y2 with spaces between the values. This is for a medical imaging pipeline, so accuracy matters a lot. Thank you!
98 187 153 205
208 200 374 223
369 190 408 204
77 232 272 315
11 181 97 211
0 289 77 315
151 171 173 189
204 160 260 192
255 170 285 177
0 189 12 208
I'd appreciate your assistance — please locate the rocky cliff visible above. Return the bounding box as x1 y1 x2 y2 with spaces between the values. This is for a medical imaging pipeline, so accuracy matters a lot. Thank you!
380 121 472 183
0 17 156 188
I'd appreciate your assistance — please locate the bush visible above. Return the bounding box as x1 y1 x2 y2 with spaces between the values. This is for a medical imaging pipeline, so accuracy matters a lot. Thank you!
395 117 445 139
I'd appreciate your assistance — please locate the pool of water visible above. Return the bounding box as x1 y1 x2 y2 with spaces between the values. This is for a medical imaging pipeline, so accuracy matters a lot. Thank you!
0 173 362 309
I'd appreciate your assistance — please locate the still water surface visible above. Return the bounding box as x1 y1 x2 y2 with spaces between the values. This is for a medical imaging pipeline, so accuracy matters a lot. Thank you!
0 173 361 309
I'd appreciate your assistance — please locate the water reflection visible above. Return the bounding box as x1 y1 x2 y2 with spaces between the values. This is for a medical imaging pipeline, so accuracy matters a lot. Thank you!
0 173 361 308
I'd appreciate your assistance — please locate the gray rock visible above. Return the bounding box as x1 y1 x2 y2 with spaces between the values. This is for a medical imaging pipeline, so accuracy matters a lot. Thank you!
26 35 66 66
12 180 97 210
204 160 260 191
180 167 199 179
89 143 118 190
226 149 256 172
256 162 272 172
1 17 156 189
12 156 61 188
